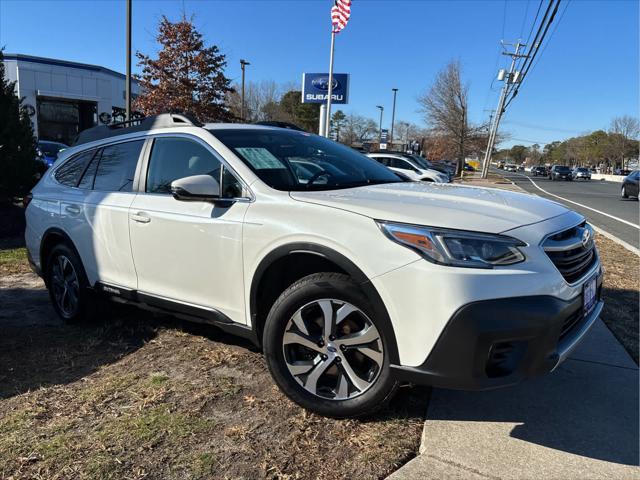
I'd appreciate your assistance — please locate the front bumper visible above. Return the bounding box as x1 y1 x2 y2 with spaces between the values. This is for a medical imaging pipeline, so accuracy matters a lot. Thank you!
390 277 603 390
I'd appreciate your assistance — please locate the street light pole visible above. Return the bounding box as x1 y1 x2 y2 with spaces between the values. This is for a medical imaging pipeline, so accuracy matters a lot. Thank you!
376 105 384 142
240 59 250 122
125 0 132 121
390 88 398 144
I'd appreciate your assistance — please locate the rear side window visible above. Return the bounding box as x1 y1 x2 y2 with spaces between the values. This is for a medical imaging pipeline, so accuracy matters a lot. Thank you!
93 140 144 192
54 150 95 187
390 158 412 170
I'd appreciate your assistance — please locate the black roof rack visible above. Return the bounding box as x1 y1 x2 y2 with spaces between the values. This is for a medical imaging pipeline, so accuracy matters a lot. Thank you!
72 113 203 146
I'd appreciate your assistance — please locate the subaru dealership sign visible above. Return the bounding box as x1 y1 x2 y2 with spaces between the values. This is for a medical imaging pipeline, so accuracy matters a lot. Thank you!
302 73 350 104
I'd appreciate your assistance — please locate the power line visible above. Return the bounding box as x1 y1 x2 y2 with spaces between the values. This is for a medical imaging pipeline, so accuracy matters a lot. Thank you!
506 0 556 100
522 0 571 84
504 0 562 110
524 0 544 48
502 119 582 134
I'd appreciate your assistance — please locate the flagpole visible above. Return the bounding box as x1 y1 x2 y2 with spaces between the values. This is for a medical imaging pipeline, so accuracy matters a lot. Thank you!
324 30 336 138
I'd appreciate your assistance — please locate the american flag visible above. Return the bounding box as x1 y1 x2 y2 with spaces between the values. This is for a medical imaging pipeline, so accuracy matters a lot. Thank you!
331 0 352 34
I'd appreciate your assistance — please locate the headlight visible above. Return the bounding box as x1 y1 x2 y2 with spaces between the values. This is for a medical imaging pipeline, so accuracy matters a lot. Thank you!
377 221 526 268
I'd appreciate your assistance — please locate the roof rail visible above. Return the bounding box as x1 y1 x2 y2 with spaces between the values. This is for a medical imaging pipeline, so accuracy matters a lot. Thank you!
72 113 203 146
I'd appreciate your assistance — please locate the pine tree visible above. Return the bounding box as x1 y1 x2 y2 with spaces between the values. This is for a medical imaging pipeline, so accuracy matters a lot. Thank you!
0 49 37 197
134 15 234 122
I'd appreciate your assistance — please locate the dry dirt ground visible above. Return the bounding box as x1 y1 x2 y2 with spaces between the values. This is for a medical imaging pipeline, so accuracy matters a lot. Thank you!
0 261 427 480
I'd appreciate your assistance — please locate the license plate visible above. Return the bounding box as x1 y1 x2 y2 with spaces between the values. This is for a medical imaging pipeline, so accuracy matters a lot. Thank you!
583 275 597 316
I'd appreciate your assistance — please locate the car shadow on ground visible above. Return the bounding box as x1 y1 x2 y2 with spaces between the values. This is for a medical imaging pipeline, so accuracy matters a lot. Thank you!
0 281 429 425
427 322 639 466
0 286 159 399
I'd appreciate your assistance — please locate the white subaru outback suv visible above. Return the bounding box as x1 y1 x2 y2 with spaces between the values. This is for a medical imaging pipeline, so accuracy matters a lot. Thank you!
25 114 603 418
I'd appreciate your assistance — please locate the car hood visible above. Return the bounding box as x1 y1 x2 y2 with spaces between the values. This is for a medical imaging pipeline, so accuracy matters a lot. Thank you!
290 182 569 233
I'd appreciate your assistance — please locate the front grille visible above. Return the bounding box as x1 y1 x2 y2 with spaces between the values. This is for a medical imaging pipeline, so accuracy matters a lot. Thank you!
543 222 597 284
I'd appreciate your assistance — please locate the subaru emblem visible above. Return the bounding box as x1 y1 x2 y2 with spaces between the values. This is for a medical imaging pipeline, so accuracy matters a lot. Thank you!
312 77 339 91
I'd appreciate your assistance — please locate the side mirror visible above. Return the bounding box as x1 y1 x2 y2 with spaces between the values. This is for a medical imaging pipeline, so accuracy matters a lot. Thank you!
171 175 220 202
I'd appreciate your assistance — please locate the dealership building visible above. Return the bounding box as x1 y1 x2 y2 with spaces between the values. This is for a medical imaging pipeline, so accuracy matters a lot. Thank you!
2 53 140 146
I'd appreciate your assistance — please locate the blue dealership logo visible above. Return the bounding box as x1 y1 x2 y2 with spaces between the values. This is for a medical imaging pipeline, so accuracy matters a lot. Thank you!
302 73 350 104
311 77 339 91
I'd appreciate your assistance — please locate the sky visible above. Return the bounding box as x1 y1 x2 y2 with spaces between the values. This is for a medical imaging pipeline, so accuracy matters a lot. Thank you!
1 0 638 147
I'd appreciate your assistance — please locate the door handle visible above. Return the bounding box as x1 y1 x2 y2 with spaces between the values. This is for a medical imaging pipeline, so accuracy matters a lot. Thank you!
130 212 151 224
65 205 81 215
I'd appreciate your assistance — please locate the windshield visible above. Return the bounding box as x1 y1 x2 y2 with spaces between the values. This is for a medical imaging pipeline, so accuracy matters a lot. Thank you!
576 168 588 172
211 128 403 191
407 155 432 169
555 166 571 172
39 141 67 157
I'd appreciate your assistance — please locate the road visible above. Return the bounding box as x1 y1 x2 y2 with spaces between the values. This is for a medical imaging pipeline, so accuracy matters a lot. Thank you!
498 169 639 249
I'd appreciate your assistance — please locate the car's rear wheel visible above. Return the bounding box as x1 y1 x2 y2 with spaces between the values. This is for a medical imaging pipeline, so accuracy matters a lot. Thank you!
621 185 629 199
46 243 93 323
263 273 398 418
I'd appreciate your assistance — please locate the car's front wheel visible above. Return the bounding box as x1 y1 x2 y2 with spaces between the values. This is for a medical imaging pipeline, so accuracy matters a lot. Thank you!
263 273 398 418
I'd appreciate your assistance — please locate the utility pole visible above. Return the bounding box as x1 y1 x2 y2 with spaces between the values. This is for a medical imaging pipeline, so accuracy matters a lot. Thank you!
481 42 528 178
390 88 398 145
125 0 132 121
376 105 384 142
240 59 250 122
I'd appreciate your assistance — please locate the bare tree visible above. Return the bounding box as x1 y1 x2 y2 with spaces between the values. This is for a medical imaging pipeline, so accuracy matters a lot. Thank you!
418 61 472 175
341 114 378 145
226 80 282 122
609 115 640 169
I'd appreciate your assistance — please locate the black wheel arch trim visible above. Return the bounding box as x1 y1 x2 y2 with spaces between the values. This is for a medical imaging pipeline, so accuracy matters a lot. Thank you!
249 242 400 364
40 227 83 283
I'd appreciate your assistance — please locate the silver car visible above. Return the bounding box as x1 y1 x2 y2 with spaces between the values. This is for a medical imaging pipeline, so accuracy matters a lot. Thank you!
572 167 591 180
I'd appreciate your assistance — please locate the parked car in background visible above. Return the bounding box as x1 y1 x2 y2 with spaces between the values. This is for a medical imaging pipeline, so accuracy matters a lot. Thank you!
463 163 476 172
36 140 68 168
549 165 573 181
504 164 517 172
368 153 450 183
497 161 505 169
615 168 632 176
517 165 525 172
572 167 591 181
532 166 547 176
24 113 604 418
621 170 639 199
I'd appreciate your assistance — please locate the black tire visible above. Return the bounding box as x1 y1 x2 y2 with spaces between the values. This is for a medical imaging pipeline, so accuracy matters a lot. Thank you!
46 243 96 324
263 272 398 418
621 185 629 199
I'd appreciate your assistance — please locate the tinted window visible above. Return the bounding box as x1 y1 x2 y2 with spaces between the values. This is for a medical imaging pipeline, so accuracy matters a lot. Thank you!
146 137 224 194
93 140 144 192
54 150 95 187
212 128 400 191
390 158 412 170
77 153 100 189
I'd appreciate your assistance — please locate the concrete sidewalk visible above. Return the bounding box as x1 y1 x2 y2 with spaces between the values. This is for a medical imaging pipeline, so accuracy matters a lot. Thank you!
388 320 639 480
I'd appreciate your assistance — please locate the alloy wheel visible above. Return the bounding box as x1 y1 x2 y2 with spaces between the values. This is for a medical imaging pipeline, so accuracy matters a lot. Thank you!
282 299 383 401
50 254 80 317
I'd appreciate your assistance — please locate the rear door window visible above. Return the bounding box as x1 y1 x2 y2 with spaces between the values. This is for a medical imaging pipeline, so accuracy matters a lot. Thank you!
93 140 144 192
54 150 96 187
390 158 412 170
